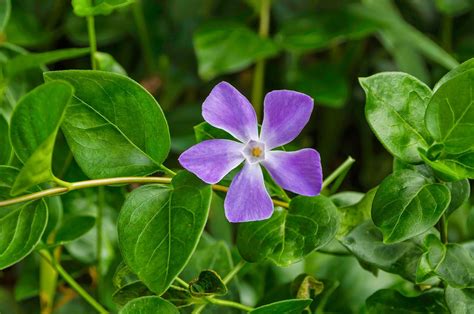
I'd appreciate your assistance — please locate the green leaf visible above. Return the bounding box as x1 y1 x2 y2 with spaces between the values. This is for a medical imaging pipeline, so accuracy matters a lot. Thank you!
194 122 234 143
419 149 474 181
445 286 474 314
250 299 312 314
55 215 96 244
44 70 170 179
193 22 279 80
72 0 135 17
5 48 90 78
94 52 127 75
446 179 470 216
237 195 339 266
425 70 474 154
0 166 48 269
360 72 432 163
372 170 450 243
275 9 377 54
434 58 474 91
419 234 474 288
9 81 74 195
342 221 427 282
365 289 447 313
336 188 376 238
189 269 227 297
113 282 154 307
118 171 211 295
435 0 474 16
0 0 11 33
119 296 179 314
0 115 11 165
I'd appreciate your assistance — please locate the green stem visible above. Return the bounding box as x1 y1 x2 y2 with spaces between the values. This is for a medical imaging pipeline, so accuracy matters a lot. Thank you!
39 242 58 314
160 164 177 176
223 260 246 284
205 298 253 312
38 251 108 314
175 277 189 288
132 0 155 72
87 15 97 70
251 0 271 120
441 15 452 52
96 186 105 296
321 156 355 191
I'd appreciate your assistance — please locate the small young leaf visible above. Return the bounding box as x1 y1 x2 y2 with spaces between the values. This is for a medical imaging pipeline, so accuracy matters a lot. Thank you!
55 215 96 244
360 72 432 163
419 148 474 181
118 171 211 295
119 296 179 314
237 195 339 266
0 115 11 165
425 69 474 154
372 170 450 243
189 269 227 297
94 52 127 75
250 299 312 314
445 285 474 314
5 48 90 78
336 188 376 238
365 289 447 313
0 166 48 270
9 81 74 195
44 70 170 179
72 0 135 17
194 22 278 80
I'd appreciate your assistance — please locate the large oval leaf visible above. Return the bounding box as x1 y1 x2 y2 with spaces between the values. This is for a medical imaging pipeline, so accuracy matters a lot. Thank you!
237 195 339 266
372 170 450 243
425 69 474 154
360 72 432 163
9 81 74 195
445 286 474 314
119 296 178 314
0 166 48 269
44 70 170 179
118 171 211 295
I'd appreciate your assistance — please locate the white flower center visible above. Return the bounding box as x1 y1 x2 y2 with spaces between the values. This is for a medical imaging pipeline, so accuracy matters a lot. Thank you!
242 140 266 164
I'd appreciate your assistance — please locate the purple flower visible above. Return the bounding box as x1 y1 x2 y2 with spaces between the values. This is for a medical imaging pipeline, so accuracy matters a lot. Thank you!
179 82 322 223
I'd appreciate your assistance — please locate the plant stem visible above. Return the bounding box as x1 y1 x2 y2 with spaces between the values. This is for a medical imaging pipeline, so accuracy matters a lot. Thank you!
321 156 355 191
87 15 97 70
175 277 189 288
223 260 246 284
39 237 59 314
251 0 271 120
159 164 177 176
205 298 253 312
441 15 452 52
38 251 108 313
96 186 105 296
132 0 155 72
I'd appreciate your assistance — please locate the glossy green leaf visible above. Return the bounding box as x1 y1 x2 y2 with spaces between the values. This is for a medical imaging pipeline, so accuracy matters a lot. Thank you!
342 221 427 282
194 22 278 80
189 269 227 297
446 179 470 216
445 286 474 314
55 215 96 244
336 188 376 238
365 289 447 313
418 234 474 288
0 0 10 33
0 166 48 269
44 70 170 179
425 70 474 154
0 115 11 165
250 299 312 314
360 72 432 163
119 296 179 314
237 195 339 266
113 282 154 307
72 0 135 17
5 48 90 78
275 9 377 54
118 171 211 295
372 170 450 243
434 58 474 91
9 81 73 195
419 149 474 181
94 52 127 75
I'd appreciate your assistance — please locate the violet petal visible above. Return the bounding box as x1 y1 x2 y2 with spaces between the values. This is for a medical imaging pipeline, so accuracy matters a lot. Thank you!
202 81 258 143
260 90 313 149
178 139 244 184
262 148 322 196
224 163 273 223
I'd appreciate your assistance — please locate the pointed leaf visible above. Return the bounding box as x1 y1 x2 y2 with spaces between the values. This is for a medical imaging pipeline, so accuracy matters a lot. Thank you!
119 296 178 314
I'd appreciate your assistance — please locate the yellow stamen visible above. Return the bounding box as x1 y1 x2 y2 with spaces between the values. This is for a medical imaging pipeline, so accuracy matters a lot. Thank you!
251 147 262 157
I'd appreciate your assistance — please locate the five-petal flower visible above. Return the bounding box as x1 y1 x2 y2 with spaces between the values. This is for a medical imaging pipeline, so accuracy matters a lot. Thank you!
179 82 322 223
